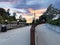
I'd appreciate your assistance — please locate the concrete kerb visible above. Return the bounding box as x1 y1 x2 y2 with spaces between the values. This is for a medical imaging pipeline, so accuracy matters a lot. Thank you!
30 23 45 45
46 23 60 33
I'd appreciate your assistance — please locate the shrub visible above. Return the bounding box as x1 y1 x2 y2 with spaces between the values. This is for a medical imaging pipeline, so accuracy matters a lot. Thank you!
48 19 60 26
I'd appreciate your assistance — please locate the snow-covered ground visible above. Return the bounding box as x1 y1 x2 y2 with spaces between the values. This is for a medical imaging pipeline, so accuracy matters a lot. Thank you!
35 24 60 45
0 26 31 45
46 24 60 33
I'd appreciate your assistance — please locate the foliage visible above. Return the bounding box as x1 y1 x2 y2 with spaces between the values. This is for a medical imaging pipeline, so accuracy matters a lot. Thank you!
42 4 60 22
32 19 35 24
19 19 23 22
48 19 60 26
35 19 39 25
39 15 47 23
19 18 27 23
6 9 10 16
22 18 26 22
0 8 17 23
0 8 8 20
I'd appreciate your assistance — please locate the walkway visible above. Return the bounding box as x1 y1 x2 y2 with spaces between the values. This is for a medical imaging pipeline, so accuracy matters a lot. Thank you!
35 24 60 45
0 26 31 45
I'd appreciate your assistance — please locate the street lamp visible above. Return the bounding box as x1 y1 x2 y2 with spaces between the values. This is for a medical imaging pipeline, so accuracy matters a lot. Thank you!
17 20 19 25
5 20 8 25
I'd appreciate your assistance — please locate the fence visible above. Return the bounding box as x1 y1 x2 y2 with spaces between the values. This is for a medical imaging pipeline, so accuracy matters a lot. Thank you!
0 23 26 31
46 24 60 33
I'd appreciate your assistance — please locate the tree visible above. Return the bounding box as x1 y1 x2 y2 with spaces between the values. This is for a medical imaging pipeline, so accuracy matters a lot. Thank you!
19 15 22 20
42 4 59 22
0 8 8 20
13 12 16 20
47 4 53 11
6 9 10 16
19 19 22 22
35 19 39 25
39 15 47 23
22 18 26 22
13 12 16 16
0 15 3 23
32 19 35 24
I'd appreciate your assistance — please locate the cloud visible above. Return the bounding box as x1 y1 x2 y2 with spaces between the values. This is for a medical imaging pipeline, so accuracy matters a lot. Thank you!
0 2 13 8
0 0 60 10
12 0 60 10
28 8 46 14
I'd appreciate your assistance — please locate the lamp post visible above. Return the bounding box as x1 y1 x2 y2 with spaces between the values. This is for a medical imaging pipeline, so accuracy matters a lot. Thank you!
17 20 19 25
5 20 8 25
31 10 36 45
34 10 36 24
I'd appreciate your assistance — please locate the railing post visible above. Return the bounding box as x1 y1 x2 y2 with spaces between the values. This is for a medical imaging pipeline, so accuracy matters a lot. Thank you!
30 24 36 45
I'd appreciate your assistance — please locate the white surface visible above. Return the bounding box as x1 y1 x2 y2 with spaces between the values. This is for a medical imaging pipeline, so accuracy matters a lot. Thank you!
52 14 60 20
0 26 31 45
46 24 60 33
35 24 60 45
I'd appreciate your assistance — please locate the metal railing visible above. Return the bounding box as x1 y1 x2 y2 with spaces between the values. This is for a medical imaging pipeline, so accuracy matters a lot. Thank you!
46 23 60 33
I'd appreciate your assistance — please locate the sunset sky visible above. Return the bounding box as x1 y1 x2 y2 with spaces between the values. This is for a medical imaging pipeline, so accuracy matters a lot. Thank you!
0 0 60 23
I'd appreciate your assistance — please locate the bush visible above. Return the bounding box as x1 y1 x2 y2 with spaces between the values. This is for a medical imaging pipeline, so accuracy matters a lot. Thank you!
35 19 39 25
48 19 60 26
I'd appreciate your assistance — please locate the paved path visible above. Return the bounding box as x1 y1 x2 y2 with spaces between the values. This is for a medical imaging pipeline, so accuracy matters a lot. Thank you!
35 24 60 45
0 26 31 45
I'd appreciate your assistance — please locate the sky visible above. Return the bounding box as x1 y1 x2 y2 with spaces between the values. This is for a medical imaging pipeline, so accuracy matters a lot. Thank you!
0 0 60 9
0 0 60 23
